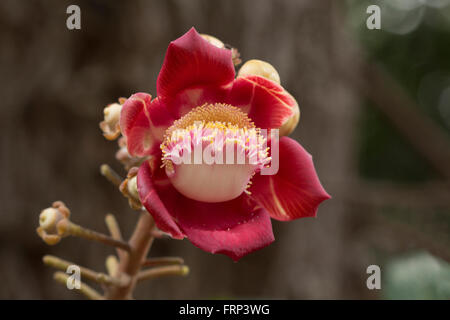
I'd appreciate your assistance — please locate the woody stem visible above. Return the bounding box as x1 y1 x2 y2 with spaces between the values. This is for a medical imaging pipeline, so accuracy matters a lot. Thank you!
59 220 131 252
106 210 156 299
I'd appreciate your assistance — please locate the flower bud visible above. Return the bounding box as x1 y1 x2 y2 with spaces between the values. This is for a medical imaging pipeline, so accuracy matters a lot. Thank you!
100 102 122 140
36 201 70 245
119 167 142 210
116 137 146 170
201 33 241 66
238 59 281 84
279 92 300 137
127 176 139 200
200 34 225 48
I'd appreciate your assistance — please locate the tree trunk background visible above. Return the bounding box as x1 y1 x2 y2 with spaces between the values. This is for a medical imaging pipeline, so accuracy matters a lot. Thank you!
0 0 377 299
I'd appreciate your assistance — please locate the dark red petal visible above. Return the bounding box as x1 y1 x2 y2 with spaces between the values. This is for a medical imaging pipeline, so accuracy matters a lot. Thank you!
157 27 235 99
227 75 296 129
137 161 185 239
138 160 274 260
164 85 229 120
184 206 273 261
120 93 174 157
250 137 330 221
163 192 274 261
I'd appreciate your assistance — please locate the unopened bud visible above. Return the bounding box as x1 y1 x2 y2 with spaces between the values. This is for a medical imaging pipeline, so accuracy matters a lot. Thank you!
100 102 122 140
238 59 281 84
39 208 63 233
279 92 300 137
201 33 241 66
36 201 70 245
200 34 225 48
120 167 142 210
127 176 139 200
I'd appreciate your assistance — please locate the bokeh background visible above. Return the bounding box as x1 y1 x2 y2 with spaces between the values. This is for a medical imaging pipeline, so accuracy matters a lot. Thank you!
1 0 450 299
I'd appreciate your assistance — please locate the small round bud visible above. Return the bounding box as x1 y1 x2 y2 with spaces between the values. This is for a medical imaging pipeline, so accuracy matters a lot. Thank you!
39 208 63 233
119 167 142 210
36 201 70 245
100 102 122 140
200 34 225 49
279 92 300 137
238 59 281 84
127 176 139 200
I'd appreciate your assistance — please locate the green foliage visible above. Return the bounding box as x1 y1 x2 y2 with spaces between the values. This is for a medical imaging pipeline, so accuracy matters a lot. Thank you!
384 252 450 299
347 0 450 182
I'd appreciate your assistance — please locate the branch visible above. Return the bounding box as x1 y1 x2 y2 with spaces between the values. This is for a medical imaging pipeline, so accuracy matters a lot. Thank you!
106 255 119 277
137 265 189 282
57 220 131 252
106 211 156 299
142 257 184 267
105 214 127 261
100 164 123 187
53 271 104 300
44 255 128 287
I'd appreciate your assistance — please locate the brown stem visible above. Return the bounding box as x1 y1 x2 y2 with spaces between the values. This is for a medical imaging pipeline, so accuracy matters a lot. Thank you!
137 265 189 282
105 214 127 261
53 272 104 300
58 220 131 252
100 164 123 187
106 255 119 276
44 255 128 287
106 211 156 299
142 257 184 267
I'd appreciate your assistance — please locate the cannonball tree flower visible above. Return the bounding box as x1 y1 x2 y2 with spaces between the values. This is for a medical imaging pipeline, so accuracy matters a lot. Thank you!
120 28 330 261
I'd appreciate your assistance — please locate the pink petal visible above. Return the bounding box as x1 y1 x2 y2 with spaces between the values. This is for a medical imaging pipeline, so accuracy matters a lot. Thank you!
227 75 296 129
164 85 229 120
157 27 235 100
137 160 185 239
120 93 174 157
170 195 274 261
138 162 274 261
250 137 330 221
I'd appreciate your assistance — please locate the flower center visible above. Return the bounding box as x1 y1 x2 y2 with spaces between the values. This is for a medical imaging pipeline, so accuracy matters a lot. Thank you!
161 103 270 203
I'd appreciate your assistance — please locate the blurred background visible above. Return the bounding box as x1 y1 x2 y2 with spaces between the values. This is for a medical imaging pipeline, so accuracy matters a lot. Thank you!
1 0 450 299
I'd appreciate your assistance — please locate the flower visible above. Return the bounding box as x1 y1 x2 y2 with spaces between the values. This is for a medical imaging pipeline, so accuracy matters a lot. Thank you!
120 28 330 261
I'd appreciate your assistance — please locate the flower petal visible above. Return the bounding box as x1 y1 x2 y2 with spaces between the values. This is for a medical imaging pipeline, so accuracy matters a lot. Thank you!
168 194 274 261
164 85 229 120
157 27 235 99
137 160 185 239
138 161 274 260
120 93 174 157
227 75 296 129
250 137 330 221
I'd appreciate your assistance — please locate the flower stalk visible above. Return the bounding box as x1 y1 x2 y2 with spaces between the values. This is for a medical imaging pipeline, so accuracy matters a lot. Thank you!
100 164 123 187
53 272 104 300
57 219 132 252
142 257 185 267
105 211 156 299
43 255 129 287
38 196 188 299
137 265 189 282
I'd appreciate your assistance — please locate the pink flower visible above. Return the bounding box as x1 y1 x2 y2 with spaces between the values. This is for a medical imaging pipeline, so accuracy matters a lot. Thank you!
120 28 330 261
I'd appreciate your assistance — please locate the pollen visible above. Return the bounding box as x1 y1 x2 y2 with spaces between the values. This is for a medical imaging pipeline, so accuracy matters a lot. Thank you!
159 103 271 203
164 103 255 137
